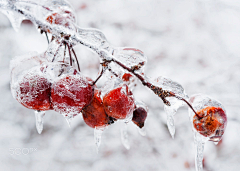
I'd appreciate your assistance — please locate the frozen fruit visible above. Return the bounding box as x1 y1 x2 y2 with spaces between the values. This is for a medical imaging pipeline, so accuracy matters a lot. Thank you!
193 106 227 139
82 89 111 128
132 107 147 128
14 67 52 111
103 85 135 119
51 73 94 115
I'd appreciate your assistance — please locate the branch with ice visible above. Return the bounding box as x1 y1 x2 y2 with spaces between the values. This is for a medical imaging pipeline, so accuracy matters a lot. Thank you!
0 1 228 170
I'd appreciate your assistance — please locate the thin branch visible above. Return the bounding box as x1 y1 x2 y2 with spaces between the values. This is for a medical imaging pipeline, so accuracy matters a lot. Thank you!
63 43 66 63
92 67 105 86
66 43 72 66
173 94 201 119
52 42 63 62
71 48 81 72
45 31 49 44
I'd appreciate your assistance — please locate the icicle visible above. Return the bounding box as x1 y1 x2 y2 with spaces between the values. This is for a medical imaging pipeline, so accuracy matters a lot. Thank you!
94 127 105 153
35 110 45 134
121 122 130 150
138 126 146 136
1 10 25 32
64 114 73 128
194 132 208 171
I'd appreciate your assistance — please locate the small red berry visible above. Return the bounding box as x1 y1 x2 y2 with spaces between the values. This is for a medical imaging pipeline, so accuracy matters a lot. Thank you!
122 73 133 82
132 107 147 128
103 85 135 119
14 67 52 111
193 107 227 139
82 89 111 128
51 73 94 115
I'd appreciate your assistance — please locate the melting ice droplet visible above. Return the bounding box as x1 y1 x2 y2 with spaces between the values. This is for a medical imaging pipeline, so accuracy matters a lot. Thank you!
35 110 45 134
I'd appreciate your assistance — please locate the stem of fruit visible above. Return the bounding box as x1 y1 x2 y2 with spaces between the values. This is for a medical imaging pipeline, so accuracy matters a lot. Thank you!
71 47 81 72
92 66 105 86
173 94 201 118
45 32 49 44
52 42 63 62
63 43 66 63
66 43 72 66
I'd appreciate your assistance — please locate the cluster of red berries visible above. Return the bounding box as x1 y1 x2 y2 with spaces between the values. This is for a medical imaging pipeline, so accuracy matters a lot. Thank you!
11 59 148 129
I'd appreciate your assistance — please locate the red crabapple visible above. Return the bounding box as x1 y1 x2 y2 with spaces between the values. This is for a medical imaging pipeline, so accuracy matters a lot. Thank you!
122 73 133 82
103 85 135 120
51 73 94 116
132 107 147 128
14 66 52 111
82 89 111 128
193 106 227 140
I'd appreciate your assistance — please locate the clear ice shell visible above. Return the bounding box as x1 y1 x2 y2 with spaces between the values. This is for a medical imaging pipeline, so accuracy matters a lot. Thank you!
153 76 188 138
94 127 105 153
120 122 130 150
35 110 45 134
112 47 147 74
188 94 227 142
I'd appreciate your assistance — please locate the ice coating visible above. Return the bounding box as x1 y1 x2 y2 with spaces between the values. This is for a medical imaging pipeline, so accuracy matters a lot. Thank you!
121 122 130 150
103 85 135 120
94 127 105 153
154 76 188 138
189 94 227 142
112 47 147 74
0 9 25 32
51 72 94 119
10 52 46 85
11 65 52 111
189 94 227 171
35 110 45 134
77 28 112 51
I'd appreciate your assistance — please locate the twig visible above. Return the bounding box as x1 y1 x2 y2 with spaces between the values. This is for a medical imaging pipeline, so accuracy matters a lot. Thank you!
66 43 72 66
45 32 49 44
52 42 63 62
71 48 81 72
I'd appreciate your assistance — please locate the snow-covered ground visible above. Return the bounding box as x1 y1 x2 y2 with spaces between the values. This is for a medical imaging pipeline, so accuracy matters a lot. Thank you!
0 0 240 170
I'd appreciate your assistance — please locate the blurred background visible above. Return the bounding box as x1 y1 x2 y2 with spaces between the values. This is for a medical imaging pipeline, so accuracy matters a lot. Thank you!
0 0 240 170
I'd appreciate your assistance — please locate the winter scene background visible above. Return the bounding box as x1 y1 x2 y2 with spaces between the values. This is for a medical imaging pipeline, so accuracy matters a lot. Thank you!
0 0 240 170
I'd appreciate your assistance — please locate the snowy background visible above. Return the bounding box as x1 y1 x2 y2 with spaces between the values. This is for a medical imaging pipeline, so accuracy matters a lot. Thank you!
0 0 240 170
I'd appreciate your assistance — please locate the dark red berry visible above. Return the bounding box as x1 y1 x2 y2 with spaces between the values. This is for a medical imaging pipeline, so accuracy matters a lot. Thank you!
132 107 147 128
82 89 111 128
